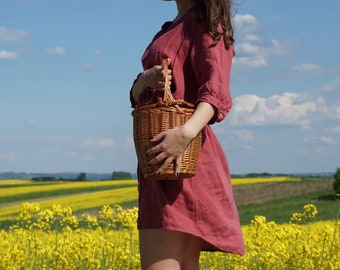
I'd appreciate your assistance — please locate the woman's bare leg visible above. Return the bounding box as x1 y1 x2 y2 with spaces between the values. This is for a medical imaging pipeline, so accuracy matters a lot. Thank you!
139 229 201 270
182 235 202 270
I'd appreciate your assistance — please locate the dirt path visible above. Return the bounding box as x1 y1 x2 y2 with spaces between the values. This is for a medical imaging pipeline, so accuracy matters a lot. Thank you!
233 180 333 206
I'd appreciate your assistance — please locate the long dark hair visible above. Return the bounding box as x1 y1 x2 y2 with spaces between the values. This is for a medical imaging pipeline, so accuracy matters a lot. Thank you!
192 0 234 50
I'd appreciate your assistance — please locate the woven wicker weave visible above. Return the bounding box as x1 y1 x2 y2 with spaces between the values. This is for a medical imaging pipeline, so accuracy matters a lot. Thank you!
132 59 202 180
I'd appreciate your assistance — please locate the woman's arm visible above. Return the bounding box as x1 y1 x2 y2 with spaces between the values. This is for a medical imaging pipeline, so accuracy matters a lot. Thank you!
131 72 148 103
182 101 215 138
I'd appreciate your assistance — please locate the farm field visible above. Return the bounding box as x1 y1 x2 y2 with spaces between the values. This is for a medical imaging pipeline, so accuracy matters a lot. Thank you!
0 177 338 226
233 179 339 224
0 177 301 219
0 202 339 269
0 177 339 269
0 179 138 204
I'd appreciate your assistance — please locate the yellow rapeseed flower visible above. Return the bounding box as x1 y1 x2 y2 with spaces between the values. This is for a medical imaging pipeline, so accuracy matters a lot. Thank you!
0 202 339 270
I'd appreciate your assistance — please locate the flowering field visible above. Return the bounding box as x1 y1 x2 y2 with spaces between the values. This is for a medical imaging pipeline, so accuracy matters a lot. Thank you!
0 177 299 222
0 179 138 202
0 187 138 221
231 176 300 185
0 202 339 270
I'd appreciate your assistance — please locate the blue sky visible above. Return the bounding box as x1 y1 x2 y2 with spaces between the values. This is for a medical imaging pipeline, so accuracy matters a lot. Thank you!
1 0 339 175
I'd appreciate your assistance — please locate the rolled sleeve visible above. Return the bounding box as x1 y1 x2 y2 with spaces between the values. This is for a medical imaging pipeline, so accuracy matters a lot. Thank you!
191 24 233 124
197 81 232 124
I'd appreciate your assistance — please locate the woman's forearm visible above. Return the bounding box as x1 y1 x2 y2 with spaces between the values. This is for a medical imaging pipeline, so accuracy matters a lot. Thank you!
131 73 147 103
182 102 215 139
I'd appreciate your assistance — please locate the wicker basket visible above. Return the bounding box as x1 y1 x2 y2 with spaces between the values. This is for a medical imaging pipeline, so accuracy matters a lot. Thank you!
132 59 202 180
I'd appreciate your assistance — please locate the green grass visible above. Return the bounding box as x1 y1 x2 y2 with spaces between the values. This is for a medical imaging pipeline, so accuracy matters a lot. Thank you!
237 188 340 225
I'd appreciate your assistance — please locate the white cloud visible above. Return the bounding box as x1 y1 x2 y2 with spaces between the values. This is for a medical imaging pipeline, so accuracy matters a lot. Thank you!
233 56 267 68
96 138 115 147
81 139 94 147
95 49 102 55
233 39 296 69
236 42 262 56
320 136 336 144
81 138 115 148
329 103 340 120
304 135 337 146
26 120 37 127
123 137 135 153
293 64 322 73
229 92 327 129
0 135 116 149
0 26 31 43
244 34 262 43
84 63 94 69
0 50 17 59
233 14 258 33
324 126 340 133
232 14 297 69
231 129 255 142
320 77 340 93
44 46 66 56
266 39 296 58
39 135 75 143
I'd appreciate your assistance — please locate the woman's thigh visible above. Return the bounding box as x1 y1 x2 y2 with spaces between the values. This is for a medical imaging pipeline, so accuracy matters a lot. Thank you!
139 229 199 270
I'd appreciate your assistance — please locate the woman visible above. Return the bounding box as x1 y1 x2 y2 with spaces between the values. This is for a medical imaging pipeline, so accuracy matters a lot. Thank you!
130 0 245 269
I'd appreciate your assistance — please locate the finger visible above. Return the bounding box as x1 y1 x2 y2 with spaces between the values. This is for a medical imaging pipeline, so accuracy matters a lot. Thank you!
148 152 167 166
147 144 163 158
174 155 182 176
146 133 165 156
150 131 165 143
146 145 161 157
157 157 174 174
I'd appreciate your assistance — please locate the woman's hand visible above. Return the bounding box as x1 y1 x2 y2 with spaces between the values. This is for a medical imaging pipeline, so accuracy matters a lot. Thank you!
143 59 172 91
147 125 195 175
131 58 172 103
147 102 216 176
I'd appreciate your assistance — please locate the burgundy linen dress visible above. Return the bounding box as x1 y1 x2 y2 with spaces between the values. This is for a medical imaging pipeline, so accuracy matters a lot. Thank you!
130 10 245 255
